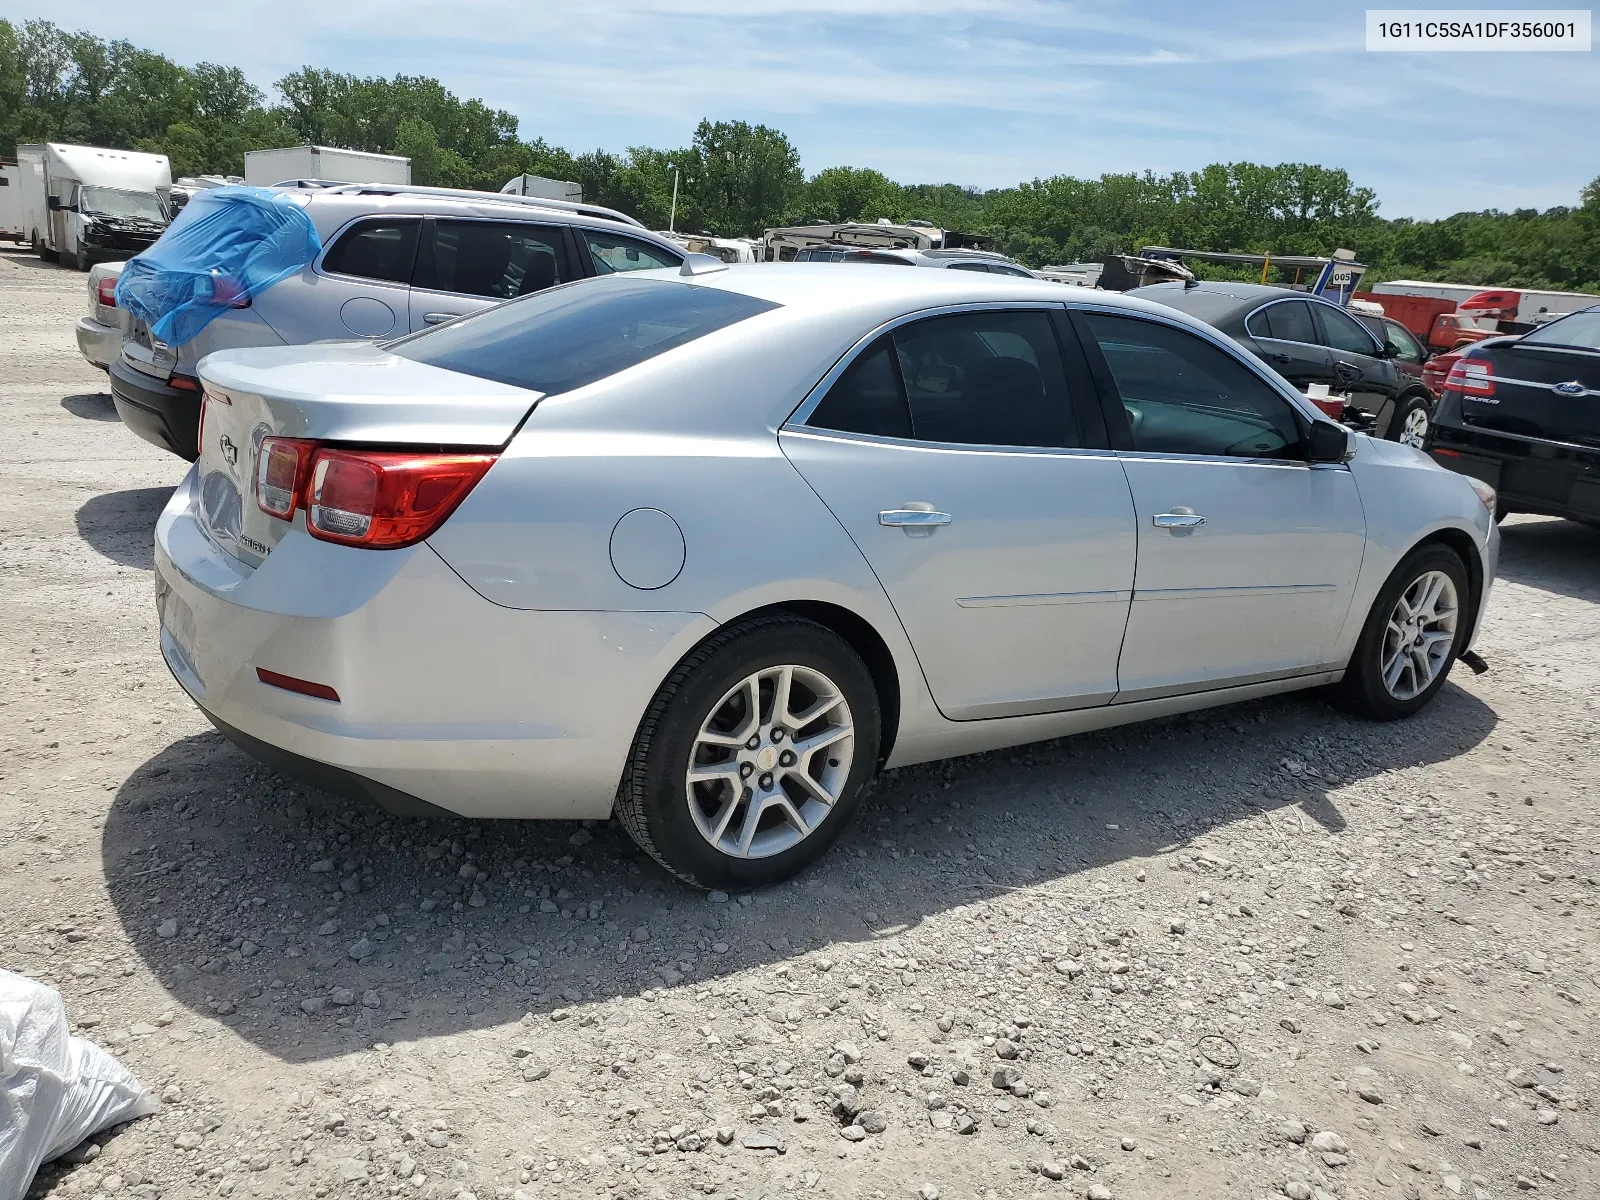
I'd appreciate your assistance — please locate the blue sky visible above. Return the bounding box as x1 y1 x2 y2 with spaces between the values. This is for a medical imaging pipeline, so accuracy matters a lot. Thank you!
11 0 1598 219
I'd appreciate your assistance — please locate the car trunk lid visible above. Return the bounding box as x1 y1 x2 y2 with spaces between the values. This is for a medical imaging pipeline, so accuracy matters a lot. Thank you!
194 342 541 567
1464 342 1600 447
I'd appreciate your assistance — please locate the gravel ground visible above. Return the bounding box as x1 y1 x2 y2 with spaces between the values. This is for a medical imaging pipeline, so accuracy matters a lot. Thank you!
2 247 1598 1200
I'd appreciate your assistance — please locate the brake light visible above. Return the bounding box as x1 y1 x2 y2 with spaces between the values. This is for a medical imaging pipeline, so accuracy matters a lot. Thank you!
256 436 317 518
1445 359 1495 397
304 448 496 548
96 277 118 307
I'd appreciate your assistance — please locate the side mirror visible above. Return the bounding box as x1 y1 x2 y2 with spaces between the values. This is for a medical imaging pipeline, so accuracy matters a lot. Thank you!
1373 341 1399 359
47 195 64 211
1307 420 1353 464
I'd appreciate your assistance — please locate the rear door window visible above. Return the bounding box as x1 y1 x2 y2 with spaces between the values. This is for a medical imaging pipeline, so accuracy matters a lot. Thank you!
390 276 777 396
322 218 421 284
414 220 568 299
1245 299 1317 344
584 231 682 275
804 337 912 439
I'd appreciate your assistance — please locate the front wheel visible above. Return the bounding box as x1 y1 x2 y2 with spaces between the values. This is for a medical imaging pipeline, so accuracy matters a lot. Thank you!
1336 544 1470 720
1387 393 1432 449
615 614 881 889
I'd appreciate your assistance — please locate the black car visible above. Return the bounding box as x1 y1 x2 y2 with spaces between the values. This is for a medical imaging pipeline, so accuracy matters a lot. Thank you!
1426 305 1600 525
1129 282 1433 446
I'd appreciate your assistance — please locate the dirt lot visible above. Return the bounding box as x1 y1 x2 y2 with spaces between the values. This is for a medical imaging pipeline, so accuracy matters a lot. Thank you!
2 248 1598 1200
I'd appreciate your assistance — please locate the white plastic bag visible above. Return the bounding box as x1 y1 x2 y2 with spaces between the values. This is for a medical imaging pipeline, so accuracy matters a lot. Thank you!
0 970 159 1198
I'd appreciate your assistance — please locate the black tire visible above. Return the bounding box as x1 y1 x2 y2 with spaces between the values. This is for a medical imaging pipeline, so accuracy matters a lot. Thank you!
1336 543 1471 721
1385 392 1433 449
615 614 881 889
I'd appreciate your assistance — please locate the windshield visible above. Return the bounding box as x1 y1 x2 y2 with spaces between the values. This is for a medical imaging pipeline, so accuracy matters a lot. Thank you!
80 186 168 223
389 275 780 396
1520 307 1600 351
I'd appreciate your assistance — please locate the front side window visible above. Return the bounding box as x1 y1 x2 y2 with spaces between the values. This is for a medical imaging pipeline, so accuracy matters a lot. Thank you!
1245 299 1317 344
322 218 420 284
1083 312 1304 460
584 231 681 275
806 310 1079 449
389 276 777 396
1318 304 1383 356
414 220 566 299
1384 320 1425 362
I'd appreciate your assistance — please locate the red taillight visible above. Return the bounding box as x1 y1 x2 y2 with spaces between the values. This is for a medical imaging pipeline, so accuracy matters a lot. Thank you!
1445 359 1495 397
304 448 496 548
256 436 317 519
96 277 118 307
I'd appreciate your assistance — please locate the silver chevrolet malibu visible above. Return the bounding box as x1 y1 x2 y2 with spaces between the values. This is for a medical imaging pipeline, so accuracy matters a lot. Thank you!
155 262 1499 888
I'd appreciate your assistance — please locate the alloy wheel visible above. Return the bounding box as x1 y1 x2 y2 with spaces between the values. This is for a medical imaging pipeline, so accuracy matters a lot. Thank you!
1399 405 1430 449
1380 569 1458 700
685 664 855 859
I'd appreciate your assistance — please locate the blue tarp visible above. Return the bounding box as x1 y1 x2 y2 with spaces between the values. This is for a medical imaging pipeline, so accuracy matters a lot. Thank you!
115 186 321 347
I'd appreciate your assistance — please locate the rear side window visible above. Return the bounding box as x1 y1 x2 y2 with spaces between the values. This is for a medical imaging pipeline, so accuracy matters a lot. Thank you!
323 218 420 284
414 220 568 299
584 232 681 275
805 338 912 439
806 310 1080 449
389 276 778 396
1245 299 1316 344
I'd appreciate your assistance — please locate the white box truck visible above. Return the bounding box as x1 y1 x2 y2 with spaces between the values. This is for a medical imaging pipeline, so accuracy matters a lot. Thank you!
501 174 583 203
0 162 25 242
16 143 173 269
244 146 411 188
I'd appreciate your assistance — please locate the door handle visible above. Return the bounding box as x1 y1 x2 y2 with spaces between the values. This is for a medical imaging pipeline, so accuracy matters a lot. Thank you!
1267 353 1292 363
879 508 952 529
1334 362 1362 382
422 312 460 326
1153 512 1207 529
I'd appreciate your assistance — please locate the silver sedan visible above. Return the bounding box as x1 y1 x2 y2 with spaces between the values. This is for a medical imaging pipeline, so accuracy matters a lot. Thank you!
155 262 1499 888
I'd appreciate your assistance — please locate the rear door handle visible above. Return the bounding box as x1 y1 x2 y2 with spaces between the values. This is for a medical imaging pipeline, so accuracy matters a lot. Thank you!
879 508 952 529
1153 512 1206 529
423 312 460 326
1267 353 1292 363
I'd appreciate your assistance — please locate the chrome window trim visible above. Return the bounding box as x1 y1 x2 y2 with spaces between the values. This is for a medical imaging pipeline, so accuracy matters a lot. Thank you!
779 425 1122 461
784 300 1082 445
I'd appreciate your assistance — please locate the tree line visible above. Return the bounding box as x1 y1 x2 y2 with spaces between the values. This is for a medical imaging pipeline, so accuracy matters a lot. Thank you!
3 18 1598 290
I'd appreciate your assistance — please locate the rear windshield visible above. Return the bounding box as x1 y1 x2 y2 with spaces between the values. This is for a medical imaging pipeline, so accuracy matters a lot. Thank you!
1520 308 1600 351
388 275 780 395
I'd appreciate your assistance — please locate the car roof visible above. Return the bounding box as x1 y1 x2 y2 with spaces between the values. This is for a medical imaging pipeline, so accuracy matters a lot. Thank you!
1126 280 1312 324
297 189 682 252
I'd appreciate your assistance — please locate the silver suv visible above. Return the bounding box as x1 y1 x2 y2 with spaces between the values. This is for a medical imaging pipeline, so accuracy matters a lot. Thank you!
110 184 687 459
792 245 1036 276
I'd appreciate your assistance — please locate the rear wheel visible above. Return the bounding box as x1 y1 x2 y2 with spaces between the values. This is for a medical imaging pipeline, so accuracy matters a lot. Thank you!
615 614 880 889
1387 393 1432 449
1336 544 1470 720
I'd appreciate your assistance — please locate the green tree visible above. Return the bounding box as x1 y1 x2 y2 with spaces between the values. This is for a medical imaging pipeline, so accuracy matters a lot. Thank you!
689 118 803 236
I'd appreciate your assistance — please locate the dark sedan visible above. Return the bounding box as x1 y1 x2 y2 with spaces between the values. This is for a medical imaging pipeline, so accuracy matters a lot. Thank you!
1427 306 1600 525
1129 282 1433 446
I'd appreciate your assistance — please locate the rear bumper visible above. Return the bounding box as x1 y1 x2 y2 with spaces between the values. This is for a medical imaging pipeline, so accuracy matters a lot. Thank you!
153 469 716 820
1429 416 1600 521
110 356 200 460
75 315 119 370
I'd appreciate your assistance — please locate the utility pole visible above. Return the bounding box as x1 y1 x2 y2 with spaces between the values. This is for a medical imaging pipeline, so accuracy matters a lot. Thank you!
669 167 680 234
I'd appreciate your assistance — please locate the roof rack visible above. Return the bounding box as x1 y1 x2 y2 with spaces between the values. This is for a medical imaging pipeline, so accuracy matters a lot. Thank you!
311 182 644 229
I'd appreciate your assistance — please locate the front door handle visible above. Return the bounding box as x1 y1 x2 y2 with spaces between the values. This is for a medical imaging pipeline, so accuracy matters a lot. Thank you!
1267 353 1292 363
423 311 461 326
1153 512 1207 529
1334 362 1362 383
880 508 952 530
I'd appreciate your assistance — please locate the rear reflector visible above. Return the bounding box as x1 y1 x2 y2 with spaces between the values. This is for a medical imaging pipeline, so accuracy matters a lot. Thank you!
255 667 340 702
96 277 118 308
168 374 200 392
1445 359 1494 397
1432 448 1462 458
